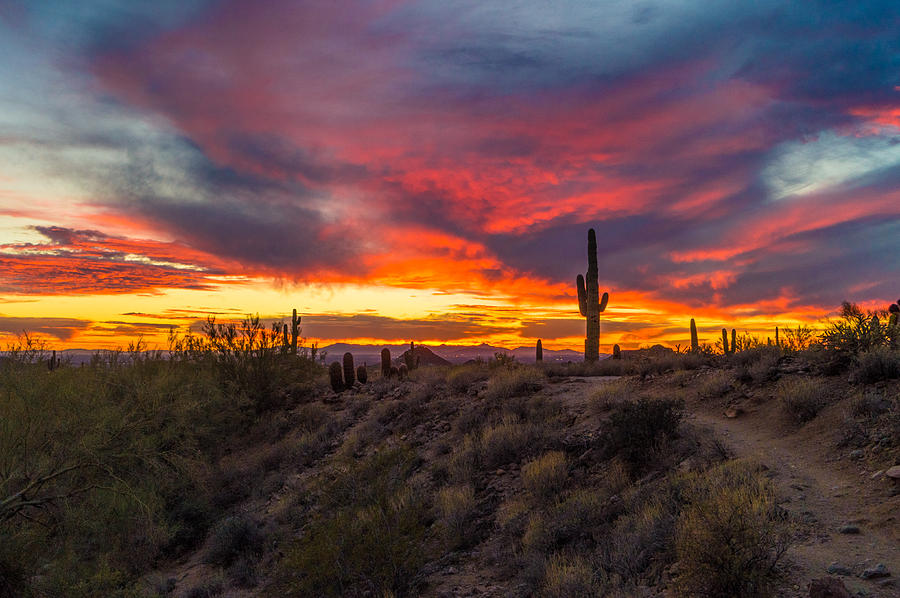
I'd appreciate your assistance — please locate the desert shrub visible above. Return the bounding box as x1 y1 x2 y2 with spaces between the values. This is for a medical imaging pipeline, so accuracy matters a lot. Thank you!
604 398 684 473
480 417 539 469
747 351 780 384
852 347 900 383
697 370 733 398
435 484 477 549
204 514 264 568
673 461 792 598
447 365 489 395
540 554 599 598
590 379 634 413
483 366 545 400
599 496 677 581
777 377 828 424
522 452 567 502
447 435 480 483
820 301 897 355
848 391 892 419
277 447 429 597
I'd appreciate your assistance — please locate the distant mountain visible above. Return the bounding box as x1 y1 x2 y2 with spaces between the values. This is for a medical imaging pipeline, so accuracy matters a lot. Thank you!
321 342 586 364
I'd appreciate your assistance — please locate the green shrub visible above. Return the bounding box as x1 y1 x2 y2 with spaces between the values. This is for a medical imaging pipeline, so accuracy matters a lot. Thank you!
674 461 792 598
204 514 264 567
852 347 900 383
777 377 828 424
604 398 684 472
480 417 539 469
276 447 429 597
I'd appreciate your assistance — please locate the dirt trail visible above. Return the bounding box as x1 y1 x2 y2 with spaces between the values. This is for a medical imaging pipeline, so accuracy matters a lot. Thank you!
689 407 899 596
574 375 900 596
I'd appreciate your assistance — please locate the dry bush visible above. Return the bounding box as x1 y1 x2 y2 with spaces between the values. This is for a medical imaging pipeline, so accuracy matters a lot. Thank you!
447 364 490 395
590 379 634 414
204 514 264 568
435 484 477 549
480 417 539 469
777 377 829 424
483 366 545 400
673 460 792 598
522 452 568 502
697 370 733 398
599 496 676 581
540 554 599 598
447 435 481 484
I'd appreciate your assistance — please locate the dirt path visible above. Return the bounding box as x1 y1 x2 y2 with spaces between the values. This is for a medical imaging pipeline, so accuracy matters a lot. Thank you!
571 376 900 596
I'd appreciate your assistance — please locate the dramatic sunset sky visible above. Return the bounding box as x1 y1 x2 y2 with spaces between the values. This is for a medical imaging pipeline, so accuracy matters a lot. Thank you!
1 1 899 351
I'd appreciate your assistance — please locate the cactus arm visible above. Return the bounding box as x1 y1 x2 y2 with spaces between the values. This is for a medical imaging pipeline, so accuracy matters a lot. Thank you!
599 292 609 313
577 275 587 317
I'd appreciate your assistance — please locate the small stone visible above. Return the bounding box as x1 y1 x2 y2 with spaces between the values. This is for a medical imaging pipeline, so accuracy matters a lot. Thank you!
808 577 851 598
860 563 889 579
838 524 860 534
826 562 853 576
850 449 864 460
724 407 743 418
886 465 900 479
871 470 885 480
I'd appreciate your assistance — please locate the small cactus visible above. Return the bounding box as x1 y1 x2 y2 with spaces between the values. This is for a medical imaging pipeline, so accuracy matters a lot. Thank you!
403 341 419 370
775 326 779 347
328 362 344 393
731 328 736 353
357 364 368 384
48 350 57 371
690 319 699 352
721 328 730 355
381 348 392 378
282 323 289 353
613 344 621 359
398 363 408 380
390 365 399 378
343 352 355 388
536 339 543 363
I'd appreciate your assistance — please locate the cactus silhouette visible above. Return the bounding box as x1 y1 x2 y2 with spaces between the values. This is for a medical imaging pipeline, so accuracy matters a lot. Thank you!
576 228 609 362
690 319 699 352
613 344 621 359
731 328 736 353
356 364 368 384
775 326 779 347
536 339 543 362
721 328 730 355
343 352 355 388
398 363 408 380
403 341 419 370
328 362 344 392
290 309 300 354
381 348 392 378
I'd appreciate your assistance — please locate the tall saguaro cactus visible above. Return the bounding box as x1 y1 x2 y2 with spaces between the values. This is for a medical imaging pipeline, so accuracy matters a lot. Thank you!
343 352 355 388
536 339 543 363
690 319 699 352
290 309 300 354
576 228 609 362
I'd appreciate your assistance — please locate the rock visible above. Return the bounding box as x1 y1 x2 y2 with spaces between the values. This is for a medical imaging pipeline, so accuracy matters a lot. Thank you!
871 470 885 480
838 524 860 534
827 563 853 576
724 407 743 418
808 577 851 598
860 563 889 579
886 465 900 479
850 449 864 460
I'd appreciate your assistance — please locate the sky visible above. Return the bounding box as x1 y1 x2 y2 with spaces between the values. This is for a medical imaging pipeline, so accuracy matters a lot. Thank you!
1 0 899 352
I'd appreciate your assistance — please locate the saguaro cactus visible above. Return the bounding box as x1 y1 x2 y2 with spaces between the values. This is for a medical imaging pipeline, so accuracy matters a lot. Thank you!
576 228 609 362
721 328 731 355
343 352 355 388
613 344 621 359
731 328 736 353
398 363 408 380
328 362 344 393
403 341 419 371
357 364 368 384
775 326 779 348
290 309 300 354
690 319 699 352
381 348 392 378
536 339 543 363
